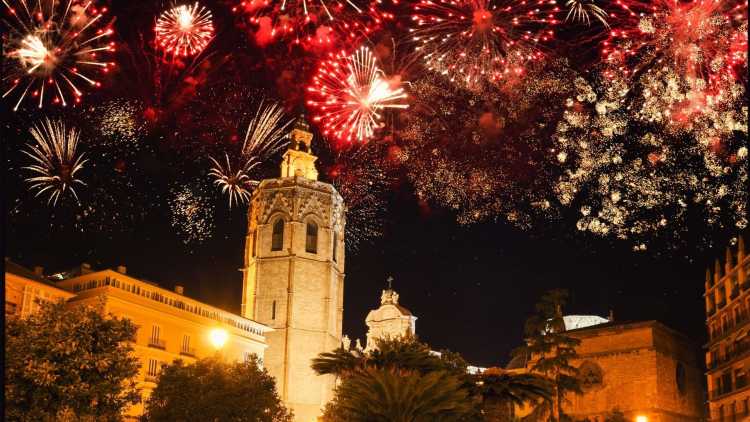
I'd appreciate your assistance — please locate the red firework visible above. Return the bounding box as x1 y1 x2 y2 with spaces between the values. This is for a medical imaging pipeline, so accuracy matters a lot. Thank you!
155 2 215 57
231 0 392 48
2 0 116 110
409 0 560 88
307 46 408 143
603 0 748 82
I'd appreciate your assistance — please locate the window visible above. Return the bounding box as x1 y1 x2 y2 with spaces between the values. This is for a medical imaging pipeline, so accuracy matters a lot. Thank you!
181 335 191 354
306 221 318 253
333 231 338 262
252 231 257 257
5 302 18 315
272 301 276 320
676 362 687 394
271 219 284 251
147 359 159 377
151 325 160 342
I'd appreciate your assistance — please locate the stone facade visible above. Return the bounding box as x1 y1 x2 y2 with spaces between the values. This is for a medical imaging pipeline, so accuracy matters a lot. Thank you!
242 118 345 422
364 287 417 351
512 320 704 422
705 236 750 421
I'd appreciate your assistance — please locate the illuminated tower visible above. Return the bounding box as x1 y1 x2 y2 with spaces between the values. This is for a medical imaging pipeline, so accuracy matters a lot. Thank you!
242 117 345 421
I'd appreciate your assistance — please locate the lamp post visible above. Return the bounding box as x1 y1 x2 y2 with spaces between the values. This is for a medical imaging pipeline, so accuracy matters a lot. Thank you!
209 328 228 359
635 415 648 422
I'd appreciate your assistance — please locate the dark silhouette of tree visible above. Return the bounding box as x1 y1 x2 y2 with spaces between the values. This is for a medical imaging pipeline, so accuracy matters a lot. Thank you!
5 300 141 421
143 356 291 422
512 289 582 421
323 367 476 422
478 367 553 421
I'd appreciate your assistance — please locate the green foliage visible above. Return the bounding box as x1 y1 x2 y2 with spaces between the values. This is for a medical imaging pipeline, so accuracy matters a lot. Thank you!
323 367 477 422
143 355 291 422
512 289 582 422
5 300 141 422
479 370 553 409
315 335 480 421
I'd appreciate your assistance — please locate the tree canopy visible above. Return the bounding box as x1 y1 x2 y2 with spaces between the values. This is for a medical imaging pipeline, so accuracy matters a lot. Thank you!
5 300 141 421
143 355 292 422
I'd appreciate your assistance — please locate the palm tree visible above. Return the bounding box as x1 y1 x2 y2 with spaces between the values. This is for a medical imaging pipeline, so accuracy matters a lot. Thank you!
326 367 476 422
312 347 363 381
477 368 553 421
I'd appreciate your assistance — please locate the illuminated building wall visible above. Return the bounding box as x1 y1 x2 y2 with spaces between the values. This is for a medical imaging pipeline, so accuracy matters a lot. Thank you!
705 236 750 421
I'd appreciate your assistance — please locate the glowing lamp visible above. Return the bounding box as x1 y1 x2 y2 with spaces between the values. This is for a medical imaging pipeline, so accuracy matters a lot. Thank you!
635 416 648 422
209 328 228 349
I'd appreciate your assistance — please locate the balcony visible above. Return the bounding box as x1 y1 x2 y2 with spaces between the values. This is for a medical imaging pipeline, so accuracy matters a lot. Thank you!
708 340 750 372
144 374 158 383
179 347 197 357
148 338 166 350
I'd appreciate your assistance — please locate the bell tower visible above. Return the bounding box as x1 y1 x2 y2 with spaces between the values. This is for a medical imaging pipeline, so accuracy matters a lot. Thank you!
242 116 345 421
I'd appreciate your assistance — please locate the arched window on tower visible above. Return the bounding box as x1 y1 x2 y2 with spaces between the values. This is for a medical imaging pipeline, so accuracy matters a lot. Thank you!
271 219 284 251
333 231 338 262
306 221 318 253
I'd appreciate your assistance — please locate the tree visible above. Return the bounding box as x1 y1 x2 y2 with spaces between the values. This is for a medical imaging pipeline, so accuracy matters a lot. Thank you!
5 300 141 421
143 355 292 422
323 367 476 422
477 368 553 422
512 289 582 422
315 335 480 421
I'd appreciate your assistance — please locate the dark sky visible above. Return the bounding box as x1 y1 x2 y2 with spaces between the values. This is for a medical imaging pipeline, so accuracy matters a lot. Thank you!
5 178 734 366
2 0 745 368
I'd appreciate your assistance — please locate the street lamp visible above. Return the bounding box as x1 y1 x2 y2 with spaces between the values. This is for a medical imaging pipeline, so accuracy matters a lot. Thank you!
209 328 228 350
635 416 648 422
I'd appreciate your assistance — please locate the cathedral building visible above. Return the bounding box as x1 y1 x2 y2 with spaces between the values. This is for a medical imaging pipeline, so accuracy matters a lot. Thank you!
363 281 417 352
241 117 345 422
705 236 750 421
508 318 705 422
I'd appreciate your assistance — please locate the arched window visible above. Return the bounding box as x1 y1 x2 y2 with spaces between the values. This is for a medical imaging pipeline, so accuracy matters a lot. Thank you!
333 231 338 262
271 219 284 251
306 221 318 253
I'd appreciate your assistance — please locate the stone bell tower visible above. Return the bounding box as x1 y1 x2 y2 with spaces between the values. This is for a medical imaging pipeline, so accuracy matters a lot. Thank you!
242 116 345 422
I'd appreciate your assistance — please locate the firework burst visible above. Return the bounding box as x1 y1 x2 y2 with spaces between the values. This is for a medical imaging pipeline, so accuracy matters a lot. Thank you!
232 0 390 47
208 100 293 207
409 0 560 89
564 0 609 27
551 76 748 250
155 2 214 57
169 183 215 244
307 46 408 143
602 0 747 124
2 0 115 110
22 118 88 206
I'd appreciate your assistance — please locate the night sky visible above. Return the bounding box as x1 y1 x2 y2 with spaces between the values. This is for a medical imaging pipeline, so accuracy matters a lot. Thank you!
3 0 748 367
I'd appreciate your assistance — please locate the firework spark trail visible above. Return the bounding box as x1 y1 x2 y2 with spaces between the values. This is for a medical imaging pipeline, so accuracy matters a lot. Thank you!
307 46 408 143
2 0 115 110
564 0 609 27
208 100 293 207
409 0 560 89
155 2 214 57
22 118 88 206
169 184 215 244
551 76 748 250
603 0 748 93
232 0 391 47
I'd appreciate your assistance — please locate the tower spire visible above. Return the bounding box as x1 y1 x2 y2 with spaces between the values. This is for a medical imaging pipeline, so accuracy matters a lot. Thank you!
280 114 319 180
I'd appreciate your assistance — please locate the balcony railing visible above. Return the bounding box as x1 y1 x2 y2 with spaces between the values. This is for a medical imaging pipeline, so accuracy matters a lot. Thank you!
179 347 196 357
144 374 158 383
148 338 166 350
708 339 750 371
